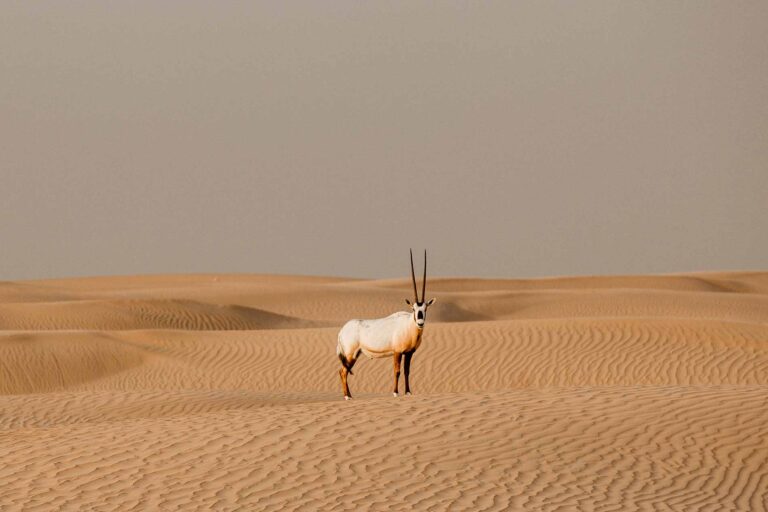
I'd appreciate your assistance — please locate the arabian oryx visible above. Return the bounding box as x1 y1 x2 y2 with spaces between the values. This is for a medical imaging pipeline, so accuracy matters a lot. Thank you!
336 250 435 400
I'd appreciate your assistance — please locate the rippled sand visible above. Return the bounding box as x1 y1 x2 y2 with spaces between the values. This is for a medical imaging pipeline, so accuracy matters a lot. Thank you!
1 272 767 510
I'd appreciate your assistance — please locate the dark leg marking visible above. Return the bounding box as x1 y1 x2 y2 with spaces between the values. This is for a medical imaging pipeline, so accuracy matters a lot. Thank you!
393 352 402 397
404 351 413 395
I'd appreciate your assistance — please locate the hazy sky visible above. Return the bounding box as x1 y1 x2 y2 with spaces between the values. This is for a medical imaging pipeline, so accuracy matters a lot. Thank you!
2 2 766 280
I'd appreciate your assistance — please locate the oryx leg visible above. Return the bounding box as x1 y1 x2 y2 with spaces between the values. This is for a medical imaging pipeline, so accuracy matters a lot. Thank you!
338 351 358 400
392 352 402 397
404 351 414 396
339 367 352 400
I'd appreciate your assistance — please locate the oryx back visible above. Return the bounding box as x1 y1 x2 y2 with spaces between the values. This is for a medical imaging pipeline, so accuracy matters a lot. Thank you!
337 312 416 361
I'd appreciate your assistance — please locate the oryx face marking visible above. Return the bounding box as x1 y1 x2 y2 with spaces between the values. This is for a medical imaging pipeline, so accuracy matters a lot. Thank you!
413 302 426 328
409 300 434 328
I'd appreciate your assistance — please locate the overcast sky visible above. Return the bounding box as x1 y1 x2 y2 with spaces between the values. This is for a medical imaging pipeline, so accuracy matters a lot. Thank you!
2 2 766 280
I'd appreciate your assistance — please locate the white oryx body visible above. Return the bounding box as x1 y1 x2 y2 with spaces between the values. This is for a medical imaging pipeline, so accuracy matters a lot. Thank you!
336 250 435 400
337 311 423 362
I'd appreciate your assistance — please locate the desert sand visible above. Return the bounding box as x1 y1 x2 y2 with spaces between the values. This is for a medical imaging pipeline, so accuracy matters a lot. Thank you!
1 272 767 510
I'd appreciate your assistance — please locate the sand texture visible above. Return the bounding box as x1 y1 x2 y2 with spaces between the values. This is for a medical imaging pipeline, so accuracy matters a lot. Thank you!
1 272 767 510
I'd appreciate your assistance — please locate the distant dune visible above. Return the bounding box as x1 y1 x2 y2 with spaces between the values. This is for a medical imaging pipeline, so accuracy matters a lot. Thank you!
1 272 766 510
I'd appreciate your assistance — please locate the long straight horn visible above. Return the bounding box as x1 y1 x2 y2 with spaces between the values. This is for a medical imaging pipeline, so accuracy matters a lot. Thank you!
410 249 419 302
422 250 427 302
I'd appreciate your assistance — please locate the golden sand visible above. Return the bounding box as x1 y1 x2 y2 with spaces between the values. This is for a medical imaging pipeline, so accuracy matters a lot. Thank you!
1 272 766 510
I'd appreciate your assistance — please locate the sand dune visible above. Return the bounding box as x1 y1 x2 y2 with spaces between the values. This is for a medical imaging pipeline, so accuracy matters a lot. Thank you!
0 299 325 331
1 272 766 510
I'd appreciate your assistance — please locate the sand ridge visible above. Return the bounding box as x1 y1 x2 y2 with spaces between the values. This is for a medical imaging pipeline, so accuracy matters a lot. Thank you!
0 272 767 510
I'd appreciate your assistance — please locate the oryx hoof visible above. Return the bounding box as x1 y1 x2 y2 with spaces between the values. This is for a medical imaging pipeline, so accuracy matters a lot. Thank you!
405 392 412 396
344 396 351 401
393 392 398 398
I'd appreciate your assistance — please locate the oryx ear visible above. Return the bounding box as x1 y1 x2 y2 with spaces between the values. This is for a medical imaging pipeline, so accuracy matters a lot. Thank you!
405 298 412 306
426 298 436 306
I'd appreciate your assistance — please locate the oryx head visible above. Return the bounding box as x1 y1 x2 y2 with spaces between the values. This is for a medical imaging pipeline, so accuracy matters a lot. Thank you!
404 249 435 329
